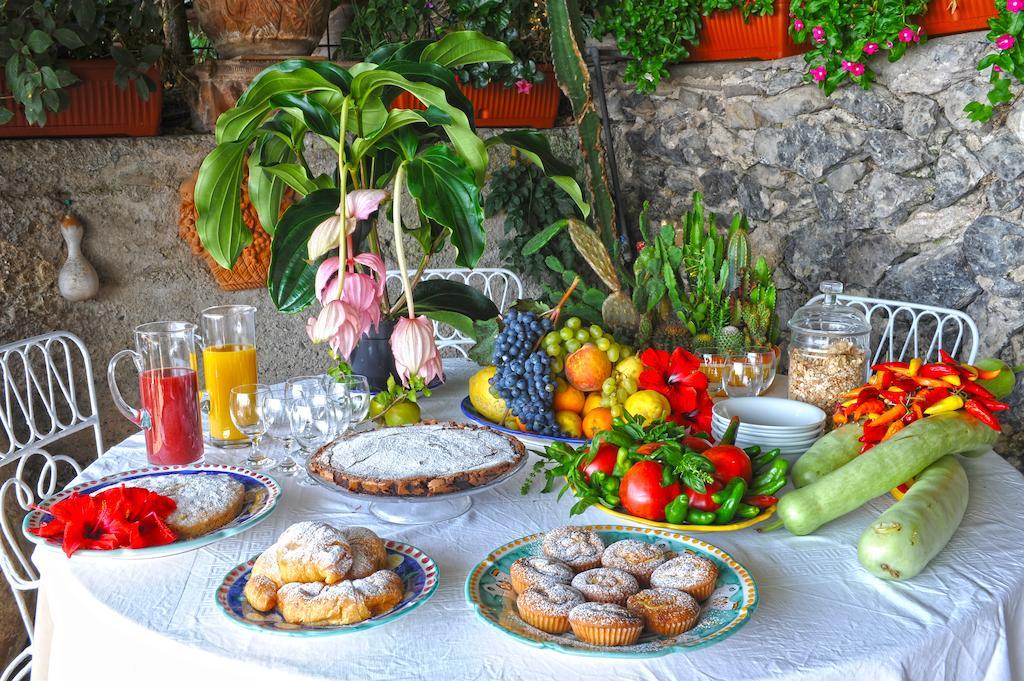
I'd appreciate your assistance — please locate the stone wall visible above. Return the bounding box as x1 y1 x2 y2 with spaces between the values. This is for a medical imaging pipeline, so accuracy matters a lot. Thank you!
601 32 1024 466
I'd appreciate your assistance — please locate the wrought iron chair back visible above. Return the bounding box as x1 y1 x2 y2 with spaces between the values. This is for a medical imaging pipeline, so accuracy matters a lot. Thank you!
385 268 524 358
805 294 979 365
0 331 103 681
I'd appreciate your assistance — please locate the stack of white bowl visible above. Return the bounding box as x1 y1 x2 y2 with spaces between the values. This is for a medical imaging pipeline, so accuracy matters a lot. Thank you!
710 397 827 457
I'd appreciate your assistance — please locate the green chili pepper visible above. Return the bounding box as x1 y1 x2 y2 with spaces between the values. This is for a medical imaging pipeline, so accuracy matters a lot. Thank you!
744 445 762 457
664 494 689 525
591 470 607 488
751 458 788 490
736 502 761 519
616 447 630 466
750 477 786 496
686 508 716 525
714 477 748 524
613 461 630 478
602 476 620 495
752 448 781 473
603 493 620 507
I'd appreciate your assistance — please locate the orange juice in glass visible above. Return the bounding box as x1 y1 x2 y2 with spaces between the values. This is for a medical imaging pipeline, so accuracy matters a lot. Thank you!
200 305 258 446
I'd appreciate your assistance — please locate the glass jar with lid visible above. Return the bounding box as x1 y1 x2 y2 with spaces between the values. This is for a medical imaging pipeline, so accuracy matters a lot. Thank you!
787 281 870 414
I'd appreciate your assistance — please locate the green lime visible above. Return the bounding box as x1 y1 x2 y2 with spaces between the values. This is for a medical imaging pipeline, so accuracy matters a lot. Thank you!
384 400 421 427
368 394 388 419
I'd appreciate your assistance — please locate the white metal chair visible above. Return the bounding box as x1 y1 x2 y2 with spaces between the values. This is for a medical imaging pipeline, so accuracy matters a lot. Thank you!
0 331 103 681
385 268 524 358
805 293 980 365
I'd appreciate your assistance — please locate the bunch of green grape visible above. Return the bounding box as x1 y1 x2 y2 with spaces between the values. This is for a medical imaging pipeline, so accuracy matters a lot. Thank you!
541 316 634 382
599 373 639 418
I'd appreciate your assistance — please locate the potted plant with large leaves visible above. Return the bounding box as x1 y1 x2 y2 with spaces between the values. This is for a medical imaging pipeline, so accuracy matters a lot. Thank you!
194 31 588 391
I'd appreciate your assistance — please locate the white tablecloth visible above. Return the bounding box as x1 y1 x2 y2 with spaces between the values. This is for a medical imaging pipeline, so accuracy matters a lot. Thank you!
32 359 1024 681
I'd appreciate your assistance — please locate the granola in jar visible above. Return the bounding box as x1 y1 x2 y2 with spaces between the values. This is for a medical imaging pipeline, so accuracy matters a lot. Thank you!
787 340 867 414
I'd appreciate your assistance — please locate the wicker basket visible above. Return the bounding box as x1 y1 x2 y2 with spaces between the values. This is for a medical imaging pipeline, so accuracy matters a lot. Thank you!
178 167 293 291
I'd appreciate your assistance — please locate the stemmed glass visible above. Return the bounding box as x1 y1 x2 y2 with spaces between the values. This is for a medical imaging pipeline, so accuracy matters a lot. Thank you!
329 375 370 428
287 390 335 487
229 384 275 469
271 376 327 477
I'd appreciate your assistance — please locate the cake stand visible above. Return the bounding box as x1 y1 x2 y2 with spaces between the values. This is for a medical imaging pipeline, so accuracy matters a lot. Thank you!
306 455 528 524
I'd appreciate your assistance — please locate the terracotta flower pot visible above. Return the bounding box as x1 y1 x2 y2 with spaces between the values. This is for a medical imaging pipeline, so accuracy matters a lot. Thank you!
686 0 806 62
194 0 331 59
0 60 161 138
390 64 561 128
918 0 997 37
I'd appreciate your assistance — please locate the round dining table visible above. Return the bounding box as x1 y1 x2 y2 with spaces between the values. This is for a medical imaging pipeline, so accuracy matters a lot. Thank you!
30 358 1024 681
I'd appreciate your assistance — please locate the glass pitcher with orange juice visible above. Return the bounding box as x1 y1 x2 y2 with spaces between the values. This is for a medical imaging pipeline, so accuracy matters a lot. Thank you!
199 305 258 447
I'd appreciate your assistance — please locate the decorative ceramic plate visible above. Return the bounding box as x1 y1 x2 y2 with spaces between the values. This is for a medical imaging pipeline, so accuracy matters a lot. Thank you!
461 397 587 452
217 540 439 636
24 465 280 559
590 498 777 533
466 525 758 658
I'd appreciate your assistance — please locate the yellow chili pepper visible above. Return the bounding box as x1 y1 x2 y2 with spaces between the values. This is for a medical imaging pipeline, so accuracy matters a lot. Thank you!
924 394 964 415
942 374 962 386
842 398 858 408
907 357 922 377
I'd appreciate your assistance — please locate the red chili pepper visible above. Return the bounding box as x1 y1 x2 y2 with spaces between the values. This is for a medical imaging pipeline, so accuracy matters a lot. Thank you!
976 368 1002 381
915 377 953 389
855 387 881 404
741 495 778 509
959 380 996 400
963 399 1001 431
918 363 959 379
872 361 909 372
902 403 924 424
917 387 951 408
894 377 920 392
882 420 905 441
880 390 909 404
861 421 889 444
877 371 893 390
979 398 1010 412
939 349 957 364
853 399 886 420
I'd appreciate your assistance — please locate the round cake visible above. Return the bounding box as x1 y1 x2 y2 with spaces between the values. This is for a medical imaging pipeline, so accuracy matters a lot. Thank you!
309 421 526 496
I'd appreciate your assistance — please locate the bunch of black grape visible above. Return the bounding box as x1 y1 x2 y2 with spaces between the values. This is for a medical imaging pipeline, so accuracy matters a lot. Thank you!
491 309 562 436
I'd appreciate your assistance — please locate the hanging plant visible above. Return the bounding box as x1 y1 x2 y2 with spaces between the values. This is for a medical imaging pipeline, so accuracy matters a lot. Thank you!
790 0 929 95
965 0 1024 123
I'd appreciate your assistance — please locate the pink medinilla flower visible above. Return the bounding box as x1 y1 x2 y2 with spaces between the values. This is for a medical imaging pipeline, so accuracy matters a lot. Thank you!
515 79 533 95
315 253 386 304
793 18 805 31
898 27 915 43
810 66 827 81
864 42 879 55
1009 0 1023 12
996 34 1016 50
812 25 826 43
390 316 443 386
307 189 389 260
307 300 362 360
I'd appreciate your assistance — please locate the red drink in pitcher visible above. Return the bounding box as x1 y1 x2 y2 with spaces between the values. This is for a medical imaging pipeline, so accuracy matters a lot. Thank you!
139 367 204 465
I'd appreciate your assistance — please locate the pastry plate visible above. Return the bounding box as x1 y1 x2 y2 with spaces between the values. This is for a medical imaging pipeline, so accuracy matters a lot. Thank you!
24 465 281 559
217 540 439 636
460 397 588 452
466 525 758 658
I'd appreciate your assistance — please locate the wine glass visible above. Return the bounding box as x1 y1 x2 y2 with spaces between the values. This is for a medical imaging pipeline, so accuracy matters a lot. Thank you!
287 391 335 487
696 346 729 398
274 375 327 477
722 351 769 398
262 389 298 476
745 346 778 395
229 384 275 469
328 375 370 427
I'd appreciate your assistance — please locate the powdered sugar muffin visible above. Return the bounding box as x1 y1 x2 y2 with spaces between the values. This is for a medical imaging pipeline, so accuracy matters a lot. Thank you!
516 582 586 634
649 552 719 601
601 539 668 586
570 567 640 605
542 526 605 571
568 602 644 646
510 556 574 594
626 588 700 636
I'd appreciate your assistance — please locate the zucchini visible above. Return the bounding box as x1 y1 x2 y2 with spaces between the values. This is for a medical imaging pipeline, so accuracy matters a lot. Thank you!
857 456 968 580
777 412 997 536
792 423 864 488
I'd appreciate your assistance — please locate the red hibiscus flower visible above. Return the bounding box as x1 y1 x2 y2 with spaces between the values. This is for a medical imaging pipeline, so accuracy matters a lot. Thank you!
639 347 712 430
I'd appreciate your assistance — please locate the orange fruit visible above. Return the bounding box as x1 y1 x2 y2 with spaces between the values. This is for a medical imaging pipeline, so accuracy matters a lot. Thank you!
582 407 613 439
582 392 603 415
552 378 586 413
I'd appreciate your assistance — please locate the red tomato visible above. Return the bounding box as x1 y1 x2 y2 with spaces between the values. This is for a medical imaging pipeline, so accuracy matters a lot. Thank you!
619 460 682 521
684 436 713 452
686 480 723 511
703 445 753 484
578 443 618 482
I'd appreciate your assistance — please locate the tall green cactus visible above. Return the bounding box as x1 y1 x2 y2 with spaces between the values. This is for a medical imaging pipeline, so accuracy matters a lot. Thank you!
547 0 618 252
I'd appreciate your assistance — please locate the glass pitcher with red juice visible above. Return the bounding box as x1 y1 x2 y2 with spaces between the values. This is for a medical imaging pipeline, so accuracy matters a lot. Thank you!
108 322 204 465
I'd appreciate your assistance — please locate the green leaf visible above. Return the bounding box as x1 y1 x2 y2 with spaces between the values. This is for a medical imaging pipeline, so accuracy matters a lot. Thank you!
419 31 514 68
25 30 52 54
488 131 589 218
522 219 569 256
195 140 251 268
261 163 321 196
422 310 476 337
40 66 60 89
268 189 340 313
52 28 84 50
55 68 78 88
351 107 450 163
0 107 13 125
467 317 499 366
248 134 293 236
269 92 340 140
406 145 486 268
409 278 500 319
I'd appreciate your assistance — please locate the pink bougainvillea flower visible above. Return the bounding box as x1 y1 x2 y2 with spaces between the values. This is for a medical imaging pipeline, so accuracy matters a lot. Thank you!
996 34 1016 50
864 42 879 54
898 27 915 43
1009 0 1023 12
848 62 866 76
811 66 828 82
307 300 362 360
307 189 389 260
793 18 805 31
390 316 443 387
515 79 533 95
812 25 826 43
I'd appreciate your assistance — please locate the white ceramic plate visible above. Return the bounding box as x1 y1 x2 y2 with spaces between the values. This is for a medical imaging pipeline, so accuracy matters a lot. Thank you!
713 422 822 440
713 397 826 430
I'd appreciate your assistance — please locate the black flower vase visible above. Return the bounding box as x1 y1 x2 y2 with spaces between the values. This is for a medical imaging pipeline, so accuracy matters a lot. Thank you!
350 318 397 392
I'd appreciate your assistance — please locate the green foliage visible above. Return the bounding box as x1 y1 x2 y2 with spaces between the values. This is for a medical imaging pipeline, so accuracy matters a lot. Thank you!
0 0 163 126
966 6 1024 123
790 0 929 95
543 256 607 326
339 0 435 60
591 0 776 94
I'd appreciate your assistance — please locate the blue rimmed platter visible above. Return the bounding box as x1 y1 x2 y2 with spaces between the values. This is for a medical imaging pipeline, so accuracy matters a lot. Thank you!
466 525 758 658
23 465 280 559
216 540 439 636
460 397 587 452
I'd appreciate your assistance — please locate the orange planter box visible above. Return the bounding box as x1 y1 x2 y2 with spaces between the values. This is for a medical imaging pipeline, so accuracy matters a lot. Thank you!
687 0 805 62
0 59 161 138
918 0 997 37
391 64 560 129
